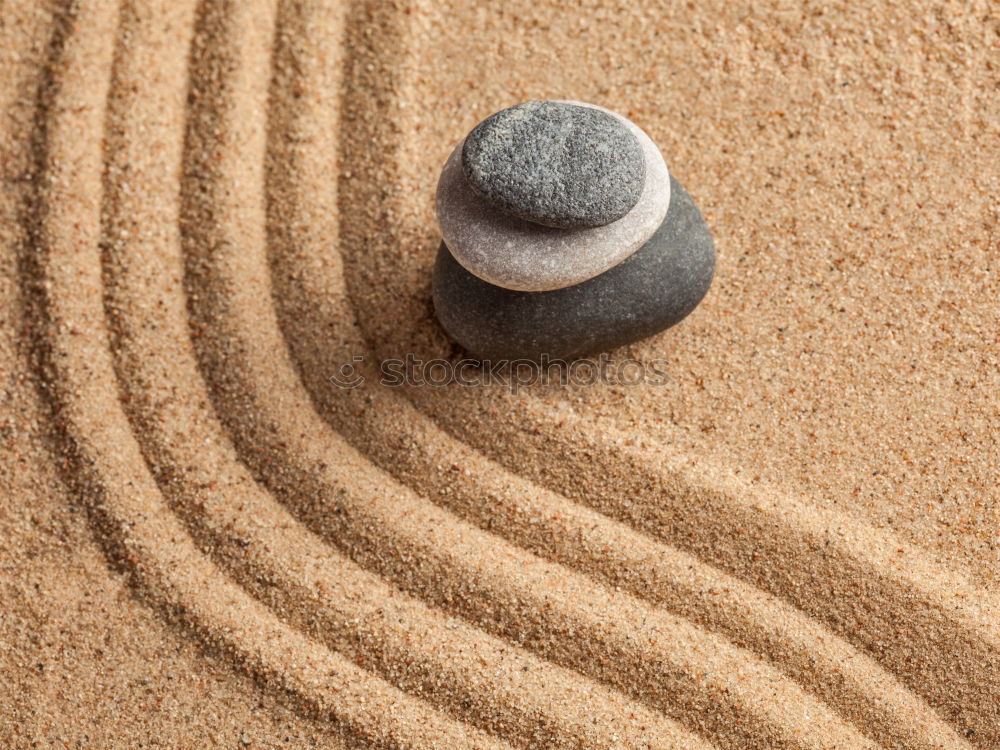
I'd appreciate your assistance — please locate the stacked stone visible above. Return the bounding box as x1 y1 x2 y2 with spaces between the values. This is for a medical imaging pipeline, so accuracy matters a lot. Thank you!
433 100 715 361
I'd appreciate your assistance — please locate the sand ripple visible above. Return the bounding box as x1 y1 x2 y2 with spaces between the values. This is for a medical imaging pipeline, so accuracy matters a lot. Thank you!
14 0 998 747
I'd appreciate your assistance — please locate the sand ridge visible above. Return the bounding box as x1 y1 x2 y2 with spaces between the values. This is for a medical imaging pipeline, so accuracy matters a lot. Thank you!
2 0 998 747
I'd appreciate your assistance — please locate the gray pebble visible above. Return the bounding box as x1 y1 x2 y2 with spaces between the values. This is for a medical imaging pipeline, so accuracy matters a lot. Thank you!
462 101 645 229
433 174 715 361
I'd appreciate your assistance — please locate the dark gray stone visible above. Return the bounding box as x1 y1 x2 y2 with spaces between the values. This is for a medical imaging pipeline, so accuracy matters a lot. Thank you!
461 101 646 229
433 174 715 361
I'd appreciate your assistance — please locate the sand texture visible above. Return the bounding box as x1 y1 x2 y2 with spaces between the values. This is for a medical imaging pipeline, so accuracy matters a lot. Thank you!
1 0 998 747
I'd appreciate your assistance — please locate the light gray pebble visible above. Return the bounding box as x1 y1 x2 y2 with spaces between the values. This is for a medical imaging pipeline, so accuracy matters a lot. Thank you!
436 102 670 292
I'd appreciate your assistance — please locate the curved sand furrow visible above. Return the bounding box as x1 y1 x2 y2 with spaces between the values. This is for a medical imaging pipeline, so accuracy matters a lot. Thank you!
20 2 504 748
174 3 890 748
94 3 707 747
417 393 1000 743
262 2 974 748
328 1 1000 742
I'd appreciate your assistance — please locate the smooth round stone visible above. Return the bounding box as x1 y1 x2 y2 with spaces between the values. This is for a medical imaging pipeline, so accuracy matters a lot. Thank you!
462 100 645 229
433 174 714 362
436 103 670 292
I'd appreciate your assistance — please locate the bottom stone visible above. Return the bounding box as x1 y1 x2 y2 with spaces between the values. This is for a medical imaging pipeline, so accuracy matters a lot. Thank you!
432 173 715 361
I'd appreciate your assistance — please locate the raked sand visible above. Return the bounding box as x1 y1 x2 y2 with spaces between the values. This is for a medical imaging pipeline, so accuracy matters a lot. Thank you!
1 0 998 747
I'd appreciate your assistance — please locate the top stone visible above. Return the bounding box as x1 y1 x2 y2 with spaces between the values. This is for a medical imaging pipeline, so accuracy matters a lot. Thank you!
461 101 646 229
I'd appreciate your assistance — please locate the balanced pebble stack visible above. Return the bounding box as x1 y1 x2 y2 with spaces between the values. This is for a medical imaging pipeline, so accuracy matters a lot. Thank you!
433 100 715 361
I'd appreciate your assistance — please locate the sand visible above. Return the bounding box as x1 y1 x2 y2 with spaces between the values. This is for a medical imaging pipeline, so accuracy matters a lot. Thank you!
1 0 997 747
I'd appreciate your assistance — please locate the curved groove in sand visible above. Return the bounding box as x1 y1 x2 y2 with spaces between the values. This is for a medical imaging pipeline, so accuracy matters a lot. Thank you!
411 389 1000 742
177 3 885 749
99 1 706 747
324 1 1000 745
263 4 978 750
22 2 503 748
